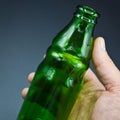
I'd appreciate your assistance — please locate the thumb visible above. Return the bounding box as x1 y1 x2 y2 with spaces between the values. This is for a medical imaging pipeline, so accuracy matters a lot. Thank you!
92 37 120 92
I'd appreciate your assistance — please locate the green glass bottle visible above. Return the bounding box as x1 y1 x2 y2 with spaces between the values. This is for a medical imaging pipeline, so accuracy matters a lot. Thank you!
17 5 99 120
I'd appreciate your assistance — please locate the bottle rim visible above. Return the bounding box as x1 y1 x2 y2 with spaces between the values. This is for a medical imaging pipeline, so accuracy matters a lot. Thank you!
74 5 99 24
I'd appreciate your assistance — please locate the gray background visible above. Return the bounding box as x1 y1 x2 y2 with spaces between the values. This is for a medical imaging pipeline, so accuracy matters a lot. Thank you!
0 0 120 119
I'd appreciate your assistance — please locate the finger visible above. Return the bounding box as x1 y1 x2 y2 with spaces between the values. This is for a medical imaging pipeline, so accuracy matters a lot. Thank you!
92 37 120 92
21 88 29 99
28 72 35 83
83 68 105 91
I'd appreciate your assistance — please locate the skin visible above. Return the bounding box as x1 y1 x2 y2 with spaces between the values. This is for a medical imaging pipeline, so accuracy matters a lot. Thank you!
21 37 120 120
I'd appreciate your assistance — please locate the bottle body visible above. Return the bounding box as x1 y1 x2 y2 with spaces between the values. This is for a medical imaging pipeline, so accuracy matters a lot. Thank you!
18 51 87 120
17 6 98 120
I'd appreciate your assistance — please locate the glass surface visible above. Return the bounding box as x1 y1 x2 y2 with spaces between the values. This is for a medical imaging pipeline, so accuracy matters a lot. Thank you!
17 5 99 120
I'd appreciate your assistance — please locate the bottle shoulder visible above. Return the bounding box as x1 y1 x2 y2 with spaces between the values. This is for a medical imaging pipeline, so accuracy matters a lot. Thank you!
46 45 88 69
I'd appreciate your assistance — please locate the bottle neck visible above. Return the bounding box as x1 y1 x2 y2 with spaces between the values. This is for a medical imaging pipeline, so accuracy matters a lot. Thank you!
65 17 95 59
52 17 95 59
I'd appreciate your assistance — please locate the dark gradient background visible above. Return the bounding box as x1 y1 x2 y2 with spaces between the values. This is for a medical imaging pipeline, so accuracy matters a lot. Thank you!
0 0 120 119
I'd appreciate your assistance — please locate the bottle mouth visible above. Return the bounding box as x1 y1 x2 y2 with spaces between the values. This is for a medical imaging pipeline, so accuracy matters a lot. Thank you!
75 5 99 24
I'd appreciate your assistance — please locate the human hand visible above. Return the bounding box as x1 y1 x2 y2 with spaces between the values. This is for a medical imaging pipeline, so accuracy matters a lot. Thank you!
21 37 120 120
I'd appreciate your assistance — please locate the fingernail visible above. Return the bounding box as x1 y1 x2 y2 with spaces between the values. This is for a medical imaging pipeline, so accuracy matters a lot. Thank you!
99 37 106 51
